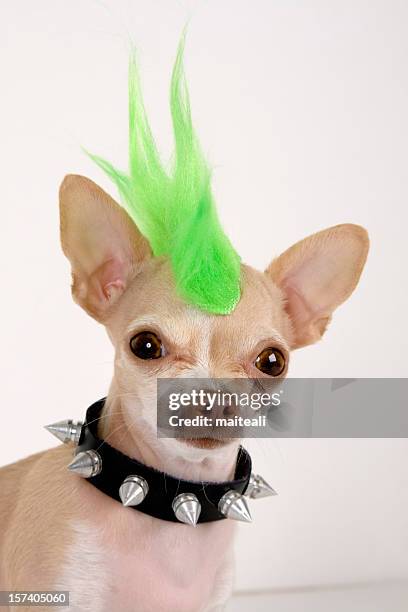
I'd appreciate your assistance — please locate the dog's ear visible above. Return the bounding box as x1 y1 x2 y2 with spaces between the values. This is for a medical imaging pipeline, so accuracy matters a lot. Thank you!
59 174 151 321
266 224 369 349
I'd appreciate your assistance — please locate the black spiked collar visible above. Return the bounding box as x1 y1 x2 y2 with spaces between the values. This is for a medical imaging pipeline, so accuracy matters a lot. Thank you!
73 399 253 524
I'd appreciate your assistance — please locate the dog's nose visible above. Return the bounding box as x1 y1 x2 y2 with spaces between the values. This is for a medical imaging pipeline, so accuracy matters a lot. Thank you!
190 388 240 419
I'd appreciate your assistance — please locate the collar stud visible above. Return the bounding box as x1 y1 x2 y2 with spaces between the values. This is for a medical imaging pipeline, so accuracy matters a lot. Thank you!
218 490 252 523
119 475 149 507
68 449 102 478
245 473 277 499
172 493 201 526
44 419 83 444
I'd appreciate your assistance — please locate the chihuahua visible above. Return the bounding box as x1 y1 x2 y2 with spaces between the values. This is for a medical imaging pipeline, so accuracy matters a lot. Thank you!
0 173 368 611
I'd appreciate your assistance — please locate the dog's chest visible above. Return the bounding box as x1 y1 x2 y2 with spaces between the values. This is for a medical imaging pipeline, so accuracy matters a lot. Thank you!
59 502 235 612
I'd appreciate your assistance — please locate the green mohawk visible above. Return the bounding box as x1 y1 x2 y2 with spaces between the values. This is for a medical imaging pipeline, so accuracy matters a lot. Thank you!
88 38 241 315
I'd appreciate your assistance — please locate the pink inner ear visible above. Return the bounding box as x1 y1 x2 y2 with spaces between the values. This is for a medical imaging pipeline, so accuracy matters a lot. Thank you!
281 249 335 317
103 279 126 301
92 257 129 307
283 281 330 347
283 282 314 327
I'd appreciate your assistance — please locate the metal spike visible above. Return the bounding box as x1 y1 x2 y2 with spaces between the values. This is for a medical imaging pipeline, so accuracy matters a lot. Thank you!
67 450 102 478
245 473 278 499
218 490 252 523
119 475 149 507
172 493 201 526
44 419 83 444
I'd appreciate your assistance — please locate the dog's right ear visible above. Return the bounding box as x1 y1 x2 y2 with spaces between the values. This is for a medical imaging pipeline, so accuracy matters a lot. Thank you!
59 174 151 321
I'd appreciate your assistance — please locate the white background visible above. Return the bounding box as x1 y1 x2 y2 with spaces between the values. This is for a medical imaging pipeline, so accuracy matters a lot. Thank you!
1 0 408 607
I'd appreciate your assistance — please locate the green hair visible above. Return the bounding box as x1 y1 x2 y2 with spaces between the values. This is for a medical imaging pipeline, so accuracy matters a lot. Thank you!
88 38 241 315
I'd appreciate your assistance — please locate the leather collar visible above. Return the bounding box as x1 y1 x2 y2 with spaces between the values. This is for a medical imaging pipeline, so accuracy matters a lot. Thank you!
76 398 252 523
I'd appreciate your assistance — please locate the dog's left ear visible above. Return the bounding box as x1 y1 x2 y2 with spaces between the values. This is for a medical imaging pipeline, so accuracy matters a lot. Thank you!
59 174 152 321
266 224 369 349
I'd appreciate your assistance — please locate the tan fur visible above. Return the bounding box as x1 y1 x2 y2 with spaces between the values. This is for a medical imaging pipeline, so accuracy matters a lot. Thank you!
0 176 369 611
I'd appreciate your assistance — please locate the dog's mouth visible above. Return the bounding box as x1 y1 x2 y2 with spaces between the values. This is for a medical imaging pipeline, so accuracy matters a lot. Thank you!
180 437 232 449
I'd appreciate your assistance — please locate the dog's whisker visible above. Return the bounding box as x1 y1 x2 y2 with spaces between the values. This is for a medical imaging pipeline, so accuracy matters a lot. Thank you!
95 421 130 451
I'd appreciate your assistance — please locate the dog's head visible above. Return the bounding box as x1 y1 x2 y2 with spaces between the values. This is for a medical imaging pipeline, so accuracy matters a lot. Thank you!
59 174 368 467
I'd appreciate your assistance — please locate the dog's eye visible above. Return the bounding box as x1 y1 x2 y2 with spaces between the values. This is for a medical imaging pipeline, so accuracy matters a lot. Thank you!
130 331 164 360
255 348 286 376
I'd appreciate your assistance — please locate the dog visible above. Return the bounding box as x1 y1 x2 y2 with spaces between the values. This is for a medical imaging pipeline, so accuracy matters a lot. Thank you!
0 172 368 611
